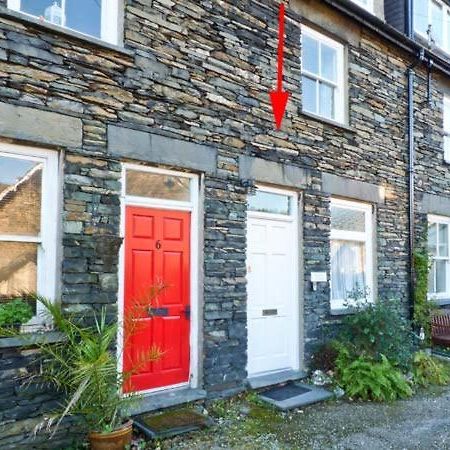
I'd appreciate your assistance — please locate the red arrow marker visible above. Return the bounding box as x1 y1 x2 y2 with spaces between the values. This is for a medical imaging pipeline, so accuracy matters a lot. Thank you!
270 3 290 130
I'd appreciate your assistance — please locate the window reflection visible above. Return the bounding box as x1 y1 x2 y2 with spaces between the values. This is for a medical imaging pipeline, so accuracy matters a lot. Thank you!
0 156 42 236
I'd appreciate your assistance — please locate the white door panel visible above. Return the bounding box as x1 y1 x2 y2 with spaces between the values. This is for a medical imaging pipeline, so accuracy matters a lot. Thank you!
247 212 299 377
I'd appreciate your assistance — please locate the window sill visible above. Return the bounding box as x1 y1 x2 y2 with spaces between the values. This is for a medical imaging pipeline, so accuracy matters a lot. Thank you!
0 6 133 57
0 331 65 349
430 298 450 307
299 110 354 133
330 307 357 316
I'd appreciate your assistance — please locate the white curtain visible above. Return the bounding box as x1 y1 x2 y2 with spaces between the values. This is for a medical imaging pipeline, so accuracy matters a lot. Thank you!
331 240 366 301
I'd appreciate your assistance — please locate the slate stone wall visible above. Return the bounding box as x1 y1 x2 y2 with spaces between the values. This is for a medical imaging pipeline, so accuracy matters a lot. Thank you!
0 0 448 446
0 343 81 450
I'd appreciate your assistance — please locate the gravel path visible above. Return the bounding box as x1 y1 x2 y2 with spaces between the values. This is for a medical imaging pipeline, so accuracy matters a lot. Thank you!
159 387 450 450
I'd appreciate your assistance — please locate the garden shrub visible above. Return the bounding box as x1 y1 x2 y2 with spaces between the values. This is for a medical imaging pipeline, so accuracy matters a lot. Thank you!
412 351 450 387
310 340 342 372
339 297 414 371
336 348 413 401
413 249 436 344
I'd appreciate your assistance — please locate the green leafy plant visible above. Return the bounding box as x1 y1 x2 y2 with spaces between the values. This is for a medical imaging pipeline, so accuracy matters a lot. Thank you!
339 297 414 371
412 351 450 387
0 298 33 330
31 291 163 436
336 349 413 401
413 249 436 345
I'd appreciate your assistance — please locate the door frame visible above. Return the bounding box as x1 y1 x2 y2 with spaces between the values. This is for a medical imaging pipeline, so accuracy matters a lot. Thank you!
117 163 201 395
246 184 301 376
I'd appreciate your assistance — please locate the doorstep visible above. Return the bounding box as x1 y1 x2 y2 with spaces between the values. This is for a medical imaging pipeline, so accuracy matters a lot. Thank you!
128 387 207 416
259 382 333 411
247 369 307 389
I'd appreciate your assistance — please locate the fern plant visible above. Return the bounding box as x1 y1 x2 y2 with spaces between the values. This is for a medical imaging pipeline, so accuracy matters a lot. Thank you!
336 351 413 402
413 351 450 387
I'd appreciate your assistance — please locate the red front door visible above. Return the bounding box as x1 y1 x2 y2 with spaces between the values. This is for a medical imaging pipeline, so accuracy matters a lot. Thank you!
123 206 191 393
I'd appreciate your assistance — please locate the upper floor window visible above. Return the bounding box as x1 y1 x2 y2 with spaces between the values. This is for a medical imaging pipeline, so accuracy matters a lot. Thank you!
301 26 345 124
350 0 374 13
7 0 120 45
444 96 450 163
330 199 374 310
414 0 450 52
428 215 450 301
0 145 59 328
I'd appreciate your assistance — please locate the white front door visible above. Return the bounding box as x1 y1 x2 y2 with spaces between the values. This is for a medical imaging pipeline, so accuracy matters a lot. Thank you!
246 188 299 377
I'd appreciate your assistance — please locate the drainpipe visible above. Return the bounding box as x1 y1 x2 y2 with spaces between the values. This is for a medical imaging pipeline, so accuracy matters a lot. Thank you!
407 0 415 320
407 67 415 319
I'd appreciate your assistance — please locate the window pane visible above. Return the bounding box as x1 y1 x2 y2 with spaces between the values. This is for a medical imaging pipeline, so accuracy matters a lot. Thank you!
444 99 450 131
428 223 437 256
20 0 101 38
439 224 449 257
331 206 366 232
66 0 101 38
319 82 335 120
321 44 337 82
429 261 436 294
302 76 317 114
445 135 450 162
126 170 191 201
0 242 37 297
431 1 443 46
0 156 42 236
436 260 447 293
331 240 366 301
248 191 291 215
303 35 319 74
414 0 429 35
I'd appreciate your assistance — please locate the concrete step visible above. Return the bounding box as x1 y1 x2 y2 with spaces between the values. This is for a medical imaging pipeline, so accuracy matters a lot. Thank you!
128 387 207 416
247 369 307 390
259 382 333 411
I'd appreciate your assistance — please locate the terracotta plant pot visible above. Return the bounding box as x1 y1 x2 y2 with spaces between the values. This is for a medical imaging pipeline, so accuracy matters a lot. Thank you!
88 420 133 450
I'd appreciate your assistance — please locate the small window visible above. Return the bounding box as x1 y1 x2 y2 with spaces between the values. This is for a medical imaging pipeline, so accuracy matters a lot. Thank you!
428 216 450 301
349 0 374 13
414 0 450 54
125 169 191 202
330 199 374 310
443 96 450 163
0 146 59 328
248 190 291 215
7 0 120 45
301 26 345 123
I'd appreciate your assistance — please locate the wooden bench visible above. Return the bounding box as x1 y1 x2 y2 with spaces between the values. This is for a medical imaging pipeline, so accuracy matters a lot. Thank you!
431 312 450 347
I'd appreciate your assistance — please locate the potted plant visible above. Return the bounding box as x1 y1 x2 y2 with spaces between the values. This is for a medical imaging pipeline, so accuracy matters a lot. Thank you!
32 295 162 450
0 297 33 335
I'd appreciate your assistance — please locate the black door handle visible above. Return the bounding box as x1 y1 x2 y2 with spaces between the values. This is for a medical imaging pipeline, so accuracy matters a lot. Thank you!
148 307 169 317
184 306 191 319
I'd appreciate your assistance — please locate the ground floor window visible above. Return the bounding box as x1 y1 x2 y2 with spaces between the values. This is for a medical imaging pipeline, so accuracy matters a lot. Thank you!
0 144 59 328
428 215 450 302
330 198 374 310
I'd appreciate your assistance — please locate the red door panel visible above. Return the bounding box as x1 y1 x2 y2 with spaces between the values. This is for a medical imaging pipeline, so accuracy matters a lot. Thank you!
123 206 191 393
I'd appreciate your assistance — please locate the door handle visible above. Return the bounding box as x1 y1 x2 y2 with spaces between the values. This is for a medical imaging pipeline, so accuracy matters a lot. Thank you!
148 307 169 317
184 306 191 320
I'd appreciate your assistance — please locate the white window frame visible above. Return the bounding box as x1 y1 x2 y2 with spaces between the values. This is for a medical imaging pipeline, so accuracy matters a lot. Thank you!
301 25 346 124
330 198 374 310
350 0 374 13
414 0 450 54
428 215 450 302
443 96 450 163
7 0 121 45
0 143 59 327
